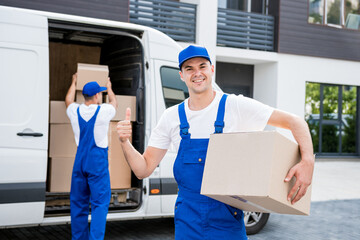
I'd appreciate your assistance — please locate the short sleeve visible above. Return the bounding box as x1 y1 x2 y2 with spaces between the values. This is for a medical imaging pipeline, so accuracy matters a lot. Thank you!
66 103 80 122
234 95 274 131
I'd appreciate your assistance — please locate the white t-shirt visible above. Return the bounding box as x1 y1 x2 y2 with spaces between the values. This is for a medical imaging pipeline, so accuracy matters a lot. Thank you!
66 103 116 148
148 91 274 152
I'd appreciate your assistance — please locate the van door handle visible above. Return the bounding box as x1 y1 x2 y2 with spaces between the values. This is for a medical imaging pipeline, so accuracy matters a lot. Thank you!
17 132 43 137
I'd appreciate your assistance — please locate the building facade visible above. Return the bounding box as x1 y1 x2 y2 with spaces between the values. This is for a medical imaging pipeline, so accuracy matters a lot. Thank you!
1 0 359 157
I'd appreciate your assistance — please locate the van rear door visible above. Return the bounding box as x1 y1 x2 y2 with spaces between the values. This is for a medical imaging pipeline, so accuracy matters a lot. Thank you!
0 7 48 226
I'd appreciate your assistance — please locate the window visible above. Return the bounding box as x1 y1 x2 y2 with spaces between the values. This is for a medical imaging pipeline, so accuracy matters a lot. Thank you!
305 82 359 156
309 0 325 24
218 0 268 14
345 0 360 29
327 0 342 25
160 67 189 108
308 0 360 30
218 0 248 11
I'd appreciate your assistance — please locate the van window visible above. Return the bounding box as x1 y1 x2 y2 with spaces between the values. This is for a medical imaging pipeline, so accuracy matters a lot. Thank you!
160 67 189 108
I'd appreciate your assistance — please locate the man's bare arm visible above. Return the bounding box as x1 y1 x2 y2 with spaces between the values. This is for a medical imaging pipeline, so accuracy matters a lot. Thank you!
65 74 77 108
106 78 117 109
267 109 315 204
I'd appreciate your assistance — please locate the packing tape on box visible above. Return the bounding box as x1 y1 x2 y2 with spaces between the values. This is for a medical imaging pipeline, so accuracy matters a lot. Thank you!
230 195 275 213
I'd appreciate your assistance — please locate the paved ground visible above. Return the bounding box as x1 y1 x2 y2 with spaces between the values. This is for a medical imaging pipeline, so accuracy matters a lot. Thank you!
249 199 360 240
1 160 359 239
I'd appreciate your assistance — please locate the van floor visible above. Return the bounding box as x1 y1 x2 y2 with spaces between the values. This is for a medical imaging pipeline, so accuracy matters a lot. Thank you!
45 188 141 216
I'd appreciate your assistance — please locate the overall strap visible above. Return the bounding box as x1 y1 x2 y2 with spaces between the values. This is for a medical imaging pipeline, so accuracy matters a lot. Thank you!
77 105 101 124
178 102 191 139
91 105 101 123
214 94 228 134
77 106 85 125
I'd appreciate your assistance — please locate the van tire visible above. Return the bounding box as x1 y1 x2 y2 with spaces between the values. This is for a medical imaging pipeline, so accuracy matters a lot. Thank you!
244 212 270 235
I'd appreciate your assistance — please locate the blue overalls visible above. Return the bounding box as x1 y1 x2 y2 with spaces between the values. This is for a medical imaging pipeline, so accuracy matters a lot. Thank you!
70 106 111 240
173 94 248 240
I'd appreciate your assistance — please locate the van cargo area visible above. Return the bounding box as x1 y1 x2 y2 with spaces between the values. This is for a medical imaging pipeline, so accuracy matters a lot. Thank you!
46 20 145 216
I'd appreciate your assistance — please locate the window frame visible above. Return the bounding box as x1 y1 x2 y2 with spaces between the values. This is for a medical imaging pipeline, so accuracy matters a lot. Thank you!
308 0 360 30
305 82 360 156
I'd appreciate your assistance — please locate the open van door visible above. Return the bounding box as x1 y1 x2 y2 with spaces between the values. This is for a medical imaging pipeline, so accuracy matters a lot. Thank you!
0 7 48 226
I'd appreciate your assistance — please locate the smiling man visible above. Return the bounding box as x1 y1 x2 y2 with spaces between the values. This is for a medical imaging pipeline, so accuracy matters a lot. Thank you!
117 45 314 240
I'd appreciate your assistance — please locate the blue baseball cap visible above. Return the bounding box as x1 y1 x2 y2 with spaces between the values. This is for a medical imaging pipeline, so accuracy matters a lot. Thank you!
178 45 212 69
82 81 107 97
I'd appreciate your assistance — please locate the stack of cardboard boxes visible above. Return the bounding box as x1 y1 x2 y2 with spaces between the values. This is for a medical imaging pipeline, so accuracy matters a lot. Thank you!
48 63 136 193
49 101 76 192
107 95 136 189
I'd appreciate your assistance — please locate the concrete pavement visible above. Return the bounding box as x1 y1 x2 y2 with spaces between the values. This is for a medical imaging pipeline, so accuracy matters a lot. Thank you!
311 160 360 201
249 160 360 240
0 160 359 239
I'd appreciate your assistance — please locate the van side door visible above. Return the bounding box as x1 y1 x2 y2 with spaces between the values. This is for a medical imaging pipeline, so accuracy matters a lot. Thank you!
0 7 48 226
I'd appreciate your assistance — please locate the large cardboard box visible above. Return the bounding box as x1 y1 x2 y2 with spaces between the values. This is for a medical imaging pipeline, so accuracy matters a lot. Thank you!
49 157 75 192
50 101 70 124
49 124 77 158
201 131 312 215
76 90 85 104
76 63 108 90
108 122 132 189
106 95 136 121
75 90 103 104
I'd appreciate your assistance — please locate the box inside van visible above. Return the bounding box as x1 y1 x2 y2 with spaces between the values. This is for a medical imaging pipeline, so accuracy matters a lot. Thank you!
46 20 145 216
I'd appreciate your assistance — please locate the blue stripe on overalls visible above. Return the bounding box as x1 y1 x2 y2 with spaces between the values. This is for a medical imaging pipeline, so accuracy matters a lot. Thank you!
70 106 111 240
173 94 248 240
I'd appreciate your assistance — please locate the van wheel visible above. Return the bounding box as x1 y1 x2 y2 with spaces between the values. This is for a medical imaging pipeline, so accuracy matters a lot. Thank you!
243 212 270 235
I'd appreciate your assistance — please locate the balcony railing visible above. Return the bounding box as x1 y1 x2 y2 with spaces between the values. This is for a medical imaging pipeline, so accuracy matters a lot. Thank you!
217 8 274 51
129 0 196 42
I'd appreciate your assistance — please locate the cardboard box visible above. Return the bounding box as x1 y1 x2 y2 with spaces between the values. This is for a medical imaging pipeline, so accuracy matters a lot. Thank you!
75 90 85 104
49 124 77 158
50 101 70 124
76 90 103 104
76 63 108 90
49 157 75 192
108 122 132 189
106 95 136 121
201 131 312 215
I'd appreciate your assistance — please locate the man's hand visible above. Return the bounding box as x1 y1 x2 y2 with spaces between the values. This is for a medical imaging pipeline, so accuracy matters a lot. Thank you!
117 108 132 143
284 155 314 204
106 77 112 89
72 73 77 86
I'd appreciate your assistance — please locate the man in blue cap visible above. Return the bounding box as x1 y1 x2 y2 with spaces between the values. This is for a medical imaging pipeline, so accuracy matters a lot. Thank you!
65 73 117 240
117 45 314 239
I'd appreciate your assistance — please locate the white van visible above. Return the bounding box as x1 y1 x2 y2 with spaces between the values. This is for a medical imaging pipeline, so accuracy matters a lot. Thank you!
0 5 268 234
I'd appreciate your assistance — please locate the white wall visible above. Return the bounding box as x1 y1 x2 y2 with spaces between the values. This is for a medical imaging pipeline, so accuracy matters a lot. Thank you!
276 54 360 117
253 62 278 108
273 54 360 139
180 0 218 59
